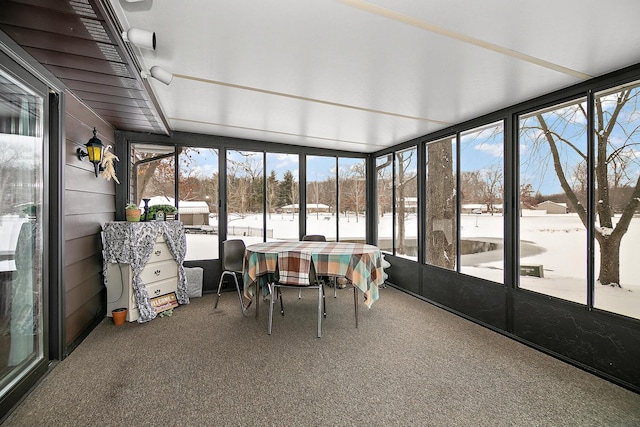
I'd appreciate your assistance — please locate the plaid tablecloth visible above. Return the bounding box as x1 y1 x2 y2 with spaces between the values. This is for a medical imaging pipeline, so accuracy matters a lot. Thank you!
243 241 382 308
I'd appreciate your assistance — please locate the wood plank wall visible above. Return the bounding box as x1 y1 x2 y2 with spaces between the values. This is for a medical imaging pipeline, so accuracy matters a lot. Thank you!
63 92 116 348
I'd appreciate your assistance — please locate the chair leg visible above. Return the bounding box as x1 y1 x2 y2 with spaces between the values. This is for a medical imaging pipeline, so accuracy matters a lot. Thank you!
232 273 247 316
214 272 227 309
353 287 358 328
317 285 322 338
298 288 302 299
268 283 275 335
322 285 326 318
333 278 337 298
279 288 284 316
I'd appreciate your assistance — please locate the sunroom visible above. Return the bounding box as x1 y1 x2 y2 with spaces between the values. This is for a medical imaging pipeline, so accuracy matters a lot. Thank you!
1 0 640 422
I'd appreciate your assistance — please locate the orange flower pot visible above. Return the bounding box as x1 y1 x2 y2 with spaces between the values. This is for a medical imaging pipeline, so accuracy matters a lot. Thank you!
112 308 127 325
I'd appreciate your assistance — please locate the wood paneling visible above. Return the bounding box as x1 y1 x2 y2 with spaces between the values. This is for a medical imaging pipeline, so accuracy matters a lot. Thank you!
64 213 114 241
64 258 103 293
64 225 101 265
64 295 102 347
65 276 103 316
64 192 115 215
65 165 116 195
61 88 116 354
0 0 168 135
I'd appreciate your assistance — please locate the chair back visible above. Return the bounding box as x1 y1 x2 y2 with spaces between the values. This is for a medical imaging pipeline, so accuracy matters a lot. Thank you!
222 239 246 272
277 251 317 286
302 234 326 242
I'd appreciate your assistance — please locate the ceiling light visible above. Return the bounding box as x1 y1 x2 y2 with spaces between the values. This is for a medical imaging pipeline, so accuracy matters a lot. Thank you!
141 66 173 85
122 28 156 51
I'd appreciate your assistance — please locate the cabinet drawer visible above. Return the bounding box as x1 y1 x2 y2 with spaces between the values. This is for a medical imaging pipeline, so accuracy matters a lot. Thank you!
140 259 177 284
146 277 178 299
148 242 173 263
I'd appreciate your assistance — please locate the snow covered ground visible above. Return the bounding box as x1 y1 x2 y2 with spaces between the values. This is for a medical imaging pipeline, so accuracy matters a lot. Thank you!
184 210 639 320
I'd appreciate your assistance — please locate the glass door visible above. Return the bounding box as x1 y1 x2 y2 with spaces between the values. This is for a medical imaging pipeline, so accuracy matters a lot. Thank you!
0 67 45 396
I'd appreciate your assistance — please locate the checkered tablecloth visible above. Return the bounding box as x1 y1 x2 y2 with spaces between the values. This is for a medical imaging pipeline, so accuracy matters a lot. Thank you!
243 241 383 308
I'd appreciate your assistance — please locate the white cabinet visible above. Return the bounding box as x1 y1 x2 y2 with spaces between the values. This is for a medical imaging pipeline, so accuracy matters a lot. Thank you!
103 221 188 323
106 234 179 322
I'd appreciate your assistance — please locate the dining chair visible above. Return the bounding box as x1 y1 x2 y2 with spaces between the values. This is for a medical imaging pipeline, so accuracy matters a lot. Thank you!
301 234 337 297
268 251 326 337
214 239 247 315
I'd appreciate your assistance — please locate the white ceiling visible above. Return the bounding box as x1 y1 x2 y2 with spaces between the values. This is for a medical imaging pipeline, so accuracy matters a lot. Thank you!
108 0 640 153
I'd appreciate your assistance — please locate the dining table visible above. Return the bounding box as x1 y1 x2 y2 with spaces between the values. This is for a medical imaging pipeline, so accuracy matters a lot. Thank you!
242 240 383 320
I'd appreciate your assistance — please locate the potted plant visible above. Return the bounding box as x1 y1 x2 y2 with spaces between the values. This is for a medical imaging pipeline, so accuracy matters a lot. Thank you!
148 204 178 221
125 203 142 222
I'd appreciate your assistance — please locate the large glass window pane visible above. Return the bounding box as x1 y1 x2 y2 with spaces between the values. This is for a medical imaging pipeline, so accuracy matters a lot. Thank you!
593 84 640 320
395 147 417 260
519 99 587 304
459 123 504 283
376 155 393 253
425 137 457 269
132 143 176 210
178 147 218 260
338 157 366 243
266 153 299 242
306 156 337 241
227 151 264 246
0 70 44 392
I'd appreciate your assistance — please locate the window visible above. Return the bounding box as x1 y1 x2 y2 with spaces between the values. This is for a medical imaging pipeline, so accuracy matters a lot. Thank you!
338 157 366 243
306 155 337 240
425 137 457 269
266 153 299 241
227 150 264 246
395 147 418 260
459 122 504 283
518 99 588 304
178 147 218 260
376 155 393 253
132 143 176 209
0 69 45 392
593 83 640 320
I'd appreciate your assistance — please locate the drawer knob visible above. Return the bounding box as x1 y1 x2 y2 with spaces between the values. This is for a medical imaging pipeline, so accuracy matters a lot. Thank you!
154 250 162 256
154 269 161 276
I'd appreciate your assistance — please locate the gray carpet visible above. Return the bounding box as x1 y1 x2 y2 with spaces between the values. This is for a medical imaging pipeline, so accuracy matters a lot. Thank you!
4 286 640 426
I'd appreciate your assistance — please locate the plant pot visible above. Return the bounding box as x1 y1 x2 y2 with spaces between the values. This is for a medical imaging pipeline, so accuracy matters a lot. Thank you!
125 208 141 222
112 308 127 325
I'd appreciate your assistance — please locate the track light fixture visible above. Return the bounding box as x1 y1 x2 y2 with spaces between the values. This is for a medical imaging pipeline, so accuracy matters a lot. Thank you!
122 28 156 51
141 66 173 85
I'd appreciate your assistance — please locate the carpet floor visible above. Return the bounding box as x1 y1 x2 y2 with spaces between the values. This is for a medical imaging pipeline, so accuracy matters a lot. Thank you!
3 285 640 426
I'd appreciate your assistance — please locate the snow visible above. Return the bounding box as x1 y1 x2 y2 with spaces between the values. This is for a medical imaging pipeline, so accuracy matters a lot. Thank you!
184 209 640 320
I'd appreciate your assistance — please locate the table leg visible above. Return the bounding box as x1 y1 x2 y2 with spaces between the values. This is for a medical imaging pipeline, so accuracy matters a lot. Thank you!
255 283 259 319
353 287 358 328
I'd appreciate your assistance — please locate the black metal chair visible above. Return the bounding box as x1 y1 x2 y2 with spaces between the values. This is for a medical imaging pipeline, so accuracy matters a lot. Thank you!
214 239 246 315
268 251 326 337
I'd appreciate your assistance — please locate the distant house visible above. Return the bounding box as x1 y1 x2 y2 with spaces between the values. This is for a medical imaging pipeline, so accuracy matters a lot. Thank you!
178 201 210 225
143 196 210 225
461 204 486 214
403 197 417 213
535 200 568 214
280 203 330 213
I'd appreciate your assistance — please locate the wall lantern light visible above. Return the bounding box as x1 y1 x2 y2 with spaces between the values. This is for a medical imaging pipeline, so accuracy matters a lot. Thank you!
77 127 104 177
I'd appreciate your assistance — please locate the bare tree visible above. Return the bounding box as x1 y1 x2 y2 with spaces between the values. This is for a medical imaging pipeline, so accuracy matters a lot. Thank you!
481 165 503 215
523 86 640 287
396 149 417 256
339 161 366 222
426 138 456 269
